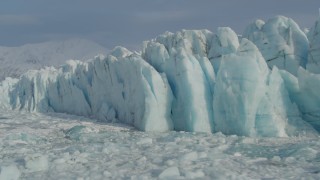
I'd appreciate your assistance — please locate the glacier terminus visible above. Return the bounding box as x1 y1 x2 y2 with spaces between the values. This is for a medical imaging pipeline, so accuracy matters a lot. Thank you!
1 16 320 137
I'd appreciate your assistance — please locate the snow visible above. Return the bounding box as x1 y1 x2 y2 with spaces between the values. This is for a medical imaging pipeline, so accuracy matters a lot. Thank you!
0 110 319 179
0 38 108 80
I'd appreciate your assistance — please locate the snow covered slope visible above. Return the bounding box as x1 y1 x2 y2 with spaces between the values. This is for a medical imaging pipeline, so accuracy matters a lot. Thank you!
0 16 320 137
0 39 108 80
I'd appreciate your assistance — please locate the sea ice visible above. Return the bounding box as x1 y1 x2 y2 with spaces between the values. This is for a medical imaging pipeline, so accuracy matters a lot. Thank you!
0 165 21 180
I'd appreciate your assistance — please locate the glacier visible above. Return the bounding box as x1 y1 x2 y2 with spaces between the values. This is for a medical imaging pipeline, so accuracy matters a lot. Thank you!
0 16 320 137
5 48 173 132
243 16 309 76
0 38 108 80
307 17 320 73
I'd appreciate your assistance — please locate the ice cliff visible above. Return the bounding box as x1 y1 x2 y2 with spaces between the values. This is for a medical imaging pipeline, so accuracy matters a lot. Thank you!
0 16 320 137
243 16 309 76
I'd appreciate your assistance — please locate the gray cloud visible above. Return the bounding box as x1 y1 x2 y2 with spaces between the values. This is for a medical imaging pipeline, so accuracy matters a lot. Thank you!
0 15 38 25
134 11 190 23
0 0 319 50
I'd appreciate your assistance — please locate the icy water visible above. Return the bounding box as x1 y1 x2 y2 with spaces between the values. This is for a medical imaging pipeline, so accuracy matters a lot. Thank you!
0 110 320 180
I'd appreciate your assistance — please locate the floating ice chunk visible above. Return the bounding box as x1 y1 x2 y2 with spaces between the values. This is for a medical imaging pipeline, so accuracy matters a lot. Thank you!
136 138 153 145
179 152 198 162
185 170 205 179
64 125 87 140
165 160 175 166
284 157 296 163
271 156 282 162
103 170 112 177
24 154 49 172
158 166 180 179
244 16 308 75
0 165 20 180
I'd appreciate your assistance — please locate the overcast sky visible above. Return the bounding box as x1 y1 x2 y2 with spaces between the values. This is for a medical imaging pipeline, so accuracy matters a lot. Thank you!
0 0 319 50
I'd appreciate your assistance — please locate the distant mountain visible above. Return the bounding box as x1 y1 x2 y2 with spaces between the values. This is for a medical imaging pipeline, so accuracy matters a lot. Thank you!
0 39 108 80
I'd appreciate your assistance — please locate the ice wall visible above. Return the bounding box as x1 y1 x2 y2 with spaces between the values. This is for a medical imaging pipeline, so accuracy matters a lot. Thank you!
0 16 319 136
307 17 320 73
213 38 309 137
8 47 174 132
280 68 320 132
243 16 309 76
143 30 215 132
207 27 239 73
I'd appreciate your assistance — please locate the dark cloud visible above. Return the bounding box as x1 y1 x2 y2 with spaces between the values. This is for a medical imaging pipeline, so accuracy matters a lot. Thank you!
0 0 319 50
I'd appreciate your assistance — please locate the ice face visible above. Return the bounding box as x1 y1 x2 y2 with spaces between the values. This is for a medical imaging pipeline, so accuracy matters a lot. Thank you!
143 30 215 132
280 68 320 132
307 18 320 73
6 47 174 132
213 38 268 136
0 16 319 136
243 16 309 76
213 38 300 137
208 27 240 73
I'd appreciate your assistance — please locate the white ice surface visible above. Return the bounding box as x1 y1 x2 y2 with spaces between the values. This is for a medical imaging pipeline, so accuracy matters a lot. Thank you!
0 110 319 179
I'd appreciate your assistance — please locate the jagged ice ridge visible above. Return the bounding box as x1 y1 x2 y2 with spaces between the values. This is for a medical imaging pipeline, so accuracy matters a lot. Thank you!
1 15 320 137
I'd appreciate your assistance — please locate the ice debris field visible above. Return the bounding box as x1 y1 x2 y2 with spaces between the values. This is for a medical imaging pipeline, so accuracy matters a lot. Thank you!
0 110 319 179
0 15 320 179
